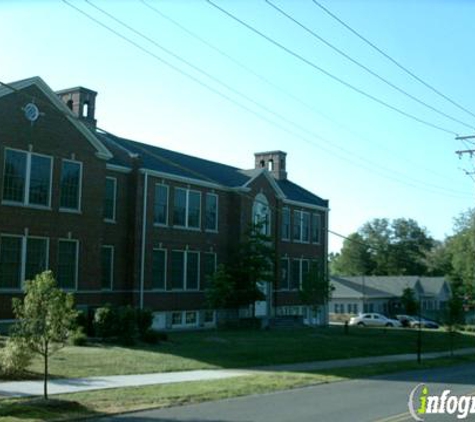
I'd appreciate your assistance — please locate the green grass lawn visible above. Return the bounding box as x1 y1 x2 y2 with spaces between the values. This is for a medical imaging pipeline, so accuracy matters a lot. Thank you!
3 355 475 422
14 326 475 379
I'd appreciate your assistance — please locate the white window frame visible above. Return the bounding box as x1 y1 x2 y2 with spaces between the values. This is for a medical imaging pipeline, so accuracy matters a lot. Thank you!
2 148 53 209
281 207 290 241
104 176 117 223
290 258 310 290
293 210 311 243
170 249 200 291
311 213 321 244
57 239 79 291
202 251 217 291
205 193 219 232
0 234 50 292
280 257 290 291
173 188 201 230
101 245 114 291
153 183 169 227
151 247 167 291
59 159 83 213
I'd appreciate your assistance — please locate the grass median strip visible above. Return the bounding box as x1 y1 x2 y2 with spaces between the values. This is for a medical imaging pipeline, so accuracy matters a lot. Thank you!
2 355 475 422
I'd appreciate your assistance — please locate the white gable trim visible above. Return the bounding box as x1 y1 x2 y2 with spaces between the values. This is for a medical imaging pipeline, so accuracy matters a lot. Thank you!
140 168 226 191
242 168 286 199
283 199 329 211
0 77 113 160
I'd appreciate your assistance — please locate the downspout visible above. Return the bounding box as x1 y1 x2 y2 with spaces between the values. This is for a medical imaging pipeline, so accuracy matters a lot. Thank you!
139 171 148 310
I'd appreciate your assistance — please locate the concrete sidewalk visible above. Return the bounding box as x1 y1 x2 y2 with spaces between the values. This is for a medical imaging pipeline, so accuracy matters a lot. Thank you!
1 348 474 398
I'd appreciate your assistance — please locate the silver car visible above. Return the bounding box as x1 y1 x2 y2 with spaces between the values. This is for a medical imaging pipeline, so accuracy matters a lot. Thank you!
349 313 402 327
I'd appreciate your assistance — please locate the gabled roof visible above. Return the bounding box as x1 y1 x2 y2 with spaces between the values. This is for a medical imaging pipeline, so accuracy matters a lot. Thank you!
98 131 329 207
331 276 449 299
0 77 112 160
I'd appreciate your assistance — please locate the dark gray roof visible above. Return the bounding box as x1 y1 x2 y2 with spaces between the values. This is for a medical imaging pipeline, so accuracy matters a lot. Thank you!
98 131 328 207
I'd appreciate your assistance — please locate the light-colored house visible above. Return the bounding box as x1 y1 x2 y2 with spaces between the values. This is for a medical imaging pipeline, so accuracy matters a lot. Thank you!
329 276 451 318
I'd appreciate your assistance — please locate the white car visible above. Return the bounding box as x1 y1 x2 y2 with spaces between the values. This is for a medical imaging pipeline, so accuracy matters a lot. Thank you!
349 313 402 328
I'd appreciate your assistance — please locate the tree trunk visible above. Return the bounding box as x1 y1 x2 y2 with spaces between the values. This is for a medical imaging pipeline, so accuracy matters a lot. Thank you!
44 347 48 400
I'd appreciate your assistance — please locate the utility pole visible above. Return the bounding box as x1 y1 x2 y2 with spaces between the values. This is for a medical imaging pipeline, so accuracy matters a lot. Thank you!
455 135 475 181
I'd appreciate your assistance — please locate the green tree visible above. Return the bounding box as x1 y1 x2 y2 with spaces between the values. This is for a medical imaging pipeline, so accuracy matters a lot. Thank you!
331 218 435 276
205 264 236 310
12 271 78 399
299 262 333 326
400 287 418 315
230 223 275 316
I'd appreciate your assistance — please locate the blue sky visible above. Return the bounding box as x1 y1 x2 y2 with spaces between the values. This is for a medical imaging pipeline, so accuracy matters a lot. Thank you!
2 0 474 252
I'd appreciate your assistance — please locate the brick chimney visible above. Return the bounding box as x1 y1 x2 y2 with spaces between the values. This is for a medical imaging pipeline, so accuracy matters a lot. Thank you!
254 150 287 180
56 86 97 129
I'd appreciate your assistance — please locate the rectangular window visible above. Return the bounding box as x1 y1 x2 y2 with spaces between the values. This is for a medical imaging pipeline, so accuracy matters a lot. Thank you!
173 188 201 229
171 311 183 326
57 240 78 289
301 260 310 283
203 252 217 290
293 210 302 241
25 237 48 281
281 207 290 240
0 236 23 289
280 258 290 290
101 246 114 290
185 311 197 325
152 249 166 290
204 310 215 324
173 188 187 227
291 259 300 290
186 251 199 290
29 155 52 207
312 213 321 244
2 150 27 203
60 160 82 211
301 212 310 242
103 177 117 222
205 193 218 231
171 251 185 290
153 184 168 226
188 191 201 229
2 149 52 207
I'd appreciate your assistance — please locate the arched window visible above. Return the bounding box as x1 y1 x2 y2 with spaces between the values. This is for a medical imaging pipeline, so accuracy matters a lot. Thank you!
252 193 270 235
260 159 265 168
66 99 73 110
268 159 274 171
82 102 89 117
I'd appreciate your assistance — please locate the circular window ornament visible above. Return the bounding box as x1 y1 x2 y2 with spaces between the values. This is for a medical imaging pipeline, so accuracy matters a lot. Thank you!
24 103 40 122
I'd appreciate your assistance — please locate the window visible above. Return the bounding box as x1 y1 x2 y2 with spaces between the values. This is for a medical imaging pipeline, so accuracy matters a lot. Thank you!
312 213 321 244
185 311 197 325
60 160 82 211
203 252 217 290
290 258 309 290
281 207 290 240
173 188 201 229
204 310 215 324
205 193 218 231
171 250 200 290
0 235 49 290
280 258 290 290
152 249 166 290
153 184 168 225
253 193 270 235
57 240 78 289
2 149 52 207
0 236 23 289
171 312 183 326
25 238 48 281
101 246 114 290
103 177 117 222
293 210 310 242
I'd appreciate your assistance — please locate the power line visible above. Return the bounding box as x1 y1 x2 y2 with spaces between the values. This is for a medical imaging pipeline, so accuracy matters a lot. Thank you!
206 0 458 136
311 0 475 121
266 0 475 132
139 0 459 185
63 1 471 198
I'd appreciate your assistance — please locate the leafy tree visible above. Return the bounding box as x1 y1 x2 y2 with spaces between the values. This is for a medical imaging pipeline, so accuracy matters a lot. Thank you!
205 264 236 310
331 218 435 276
12 271 78 399
400 287 418 315
299 262 333 326
229 223 275 316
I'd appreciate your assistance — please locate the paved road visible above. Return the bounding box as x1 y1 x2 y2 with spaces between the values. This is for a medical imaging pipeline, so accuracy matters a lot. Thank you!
99 363 475 422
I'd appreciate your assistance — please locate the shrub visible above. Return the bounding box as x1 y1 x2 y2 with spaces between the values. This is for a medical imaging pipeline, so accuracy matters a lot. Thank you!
136 308 154 337
141 328 161 345
93 304 118 339
69 327 88 346
117 306 138 346
0 336 33 376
